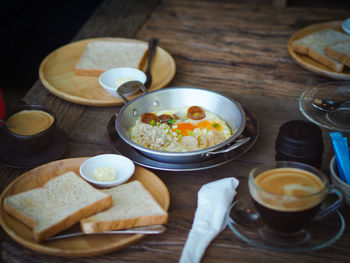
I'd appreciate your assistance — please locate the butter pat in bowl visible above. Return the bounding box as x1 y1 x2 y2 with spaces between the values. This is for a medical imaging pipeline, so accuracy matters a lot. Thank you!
98 67 146 97
79 154 135 188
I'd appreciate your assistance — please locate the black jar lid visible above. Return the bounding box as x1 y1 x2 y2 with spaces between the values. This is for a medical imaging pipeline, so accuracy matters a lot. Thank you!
275 120 324 158
277 120 323 145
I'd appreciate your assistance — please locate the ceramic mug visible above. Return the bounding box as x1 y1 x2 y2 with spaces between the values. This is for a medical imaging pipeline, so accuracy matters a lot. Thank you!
249 161 343 234
330 155 350 206
3 104 56 155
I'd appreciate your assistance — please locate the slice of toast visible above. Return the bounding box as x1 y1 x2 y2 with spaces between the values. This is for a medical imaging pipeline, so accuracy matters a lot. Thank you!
291 29 350 72
80 180 168 233
325 40 350 68
74 40 148 77
4 171 112 242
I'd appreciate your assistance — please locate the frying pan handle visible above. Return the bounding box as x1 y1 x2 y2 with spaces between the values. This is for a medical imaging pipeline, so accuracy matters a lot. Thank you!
201 137 251 158
117 81 147 104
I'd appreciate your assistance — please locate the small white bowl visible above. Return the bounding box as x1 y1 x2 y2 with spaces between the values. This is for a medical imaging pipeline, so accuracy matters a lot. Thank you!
79 154 135 188
342 18 350 35
330 155 350 206
98 67 146 97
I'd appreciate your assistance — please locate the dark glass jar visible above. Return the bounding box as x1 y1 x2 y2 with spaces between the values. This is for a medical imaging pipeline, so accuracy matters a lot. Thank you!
275 120 324 168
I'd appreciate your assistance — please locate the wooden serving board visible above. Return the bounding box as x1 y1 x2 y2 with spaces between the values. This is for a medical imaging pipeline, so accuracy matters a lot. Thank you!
0 157 170 257
287 21 350 80
39 38 176 106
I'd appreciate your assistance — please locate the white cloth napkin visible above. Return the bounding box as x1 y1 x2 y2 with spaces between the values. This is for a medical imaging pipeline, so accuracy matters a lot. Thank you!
179 177 239 263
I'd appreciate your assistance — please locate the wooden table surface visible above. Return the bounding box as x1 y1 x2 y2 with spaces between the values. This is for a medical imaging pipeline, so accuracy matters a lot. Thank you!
1 0 350 262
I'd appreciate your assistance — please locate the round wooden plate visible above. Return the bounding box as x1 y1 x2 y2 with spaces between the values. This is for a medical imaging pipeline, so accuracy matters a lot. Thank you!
39 38 176 106
287 21 350 80
0 157 170 257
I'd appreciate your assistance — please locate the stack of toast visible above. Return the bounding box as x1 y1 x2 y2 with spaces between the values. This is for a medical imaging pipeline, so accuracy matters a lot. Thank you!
291 29 350 72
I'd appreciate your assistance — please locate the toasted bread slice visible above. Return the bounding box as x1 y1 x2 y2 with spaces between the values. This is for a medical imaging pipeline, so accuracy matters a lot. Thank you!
4 171 112 242
74 40 148 77
291 29 350 72
325 40 350 68
80 180 168 233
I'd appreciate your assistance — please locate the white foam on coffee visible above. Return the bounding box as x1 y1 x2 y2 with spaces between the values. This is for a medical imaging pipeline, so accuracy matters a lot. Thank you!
283 184 320 196
251 168 325 212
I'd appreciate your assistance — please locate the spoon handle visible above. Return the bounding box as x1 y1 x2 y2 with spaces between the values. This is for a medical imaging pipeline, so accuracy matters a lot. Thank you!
312 98 350 112
144 37 159 89
46 225 166 241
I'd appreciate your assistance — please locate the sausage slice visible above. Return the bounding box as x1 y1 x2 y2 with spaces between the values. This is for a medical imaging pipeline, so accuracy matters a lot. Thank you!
187 106 205 120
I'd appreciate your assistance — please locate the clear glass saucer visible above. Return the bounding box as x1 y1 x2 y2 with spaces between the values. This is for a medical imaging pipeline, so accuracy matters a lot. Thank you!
299 81 350 132
226 195 345 252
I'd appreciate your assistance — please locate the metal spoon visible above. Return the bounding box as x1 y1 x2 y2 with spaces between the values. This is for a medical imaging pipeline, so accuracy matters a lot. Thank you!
312 98 350 112
46 224 166 241
228 198 264 228
144 37 159 89
117 80 147 104
312 98 350 126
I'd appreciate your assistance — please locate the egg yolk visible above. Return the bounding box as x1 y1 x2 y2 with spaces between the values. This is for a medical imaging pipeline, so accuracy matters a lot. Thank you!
173 120 221 136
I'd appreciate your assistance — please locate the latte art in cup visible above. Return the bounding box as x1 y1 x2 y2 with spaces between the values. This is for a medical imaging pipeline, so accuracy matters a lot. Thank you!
249 165 329 233
253 168 325 212
7 110 54 136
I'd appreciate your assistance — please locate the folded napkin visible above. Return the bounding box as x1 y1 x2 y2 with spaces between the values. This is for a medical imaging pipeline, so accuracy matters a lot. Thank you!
179 177 239 263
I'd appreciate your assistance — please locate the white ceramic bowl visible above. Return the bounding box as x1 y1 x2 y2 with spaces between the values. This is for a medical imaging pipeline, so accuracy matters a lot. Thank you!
79 154 135 188
342 18 350 35
98 67 146 97
330 155 350 206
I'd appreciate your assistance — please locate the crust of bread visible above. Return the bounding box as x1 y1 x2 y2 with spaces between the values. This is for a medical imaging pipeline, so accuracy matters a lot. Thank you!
291 42 309 55
73 68 105 77
291 41 344 72
81 213 168 233
137 51 148 70
3 201 36 228
325 41 350 68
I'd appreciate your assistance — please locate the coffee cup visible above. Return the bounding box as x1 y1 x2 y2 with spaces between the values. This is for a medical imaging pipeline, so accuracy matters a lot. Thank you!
249 161 343 234
3 104 56 155
330 155 350 206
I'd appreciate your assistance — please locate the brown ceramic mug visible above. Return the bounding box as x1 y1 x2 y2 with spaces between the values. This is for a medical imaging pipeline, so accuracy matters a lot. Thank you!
3 104 56 155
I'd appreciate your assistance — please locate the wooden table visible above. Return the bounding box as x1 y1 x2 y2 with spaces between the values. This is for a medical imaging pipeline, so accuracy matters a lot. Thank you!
1 0 350 262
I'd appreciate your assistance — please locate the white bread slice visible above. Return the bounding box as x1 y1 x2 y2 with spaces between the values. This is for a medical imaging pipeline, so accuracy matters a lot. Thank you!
4 171 112 242
291 29 350 72
80 180 168 233
325 40 350 68
74 40 148 77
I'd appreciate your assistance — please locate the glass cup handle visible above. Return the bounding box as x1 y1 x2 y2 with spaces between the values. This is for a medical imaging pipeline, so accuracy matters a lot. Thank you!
314 187 344 221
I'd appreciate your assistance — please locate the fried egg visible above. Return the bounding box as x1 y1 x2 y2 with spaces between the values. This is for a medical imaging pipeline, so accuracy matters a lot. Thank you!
153 107 232 139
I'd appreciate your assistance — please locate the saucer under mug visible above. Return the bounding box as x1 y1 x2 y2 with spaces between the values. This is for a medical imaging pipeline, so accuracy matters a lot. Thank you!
226 195 345 252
